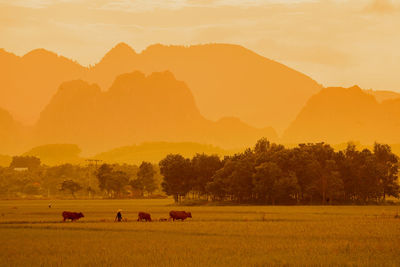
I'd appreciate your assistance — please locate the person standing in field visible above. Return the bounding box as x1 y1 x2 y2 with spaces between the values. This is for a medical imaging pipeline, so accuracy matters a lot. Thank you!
115 209 123 222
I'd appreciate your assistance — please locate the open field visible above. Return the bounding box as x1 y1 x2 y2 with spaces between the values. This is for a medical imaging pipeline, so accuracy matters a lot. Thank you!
0 200 399 266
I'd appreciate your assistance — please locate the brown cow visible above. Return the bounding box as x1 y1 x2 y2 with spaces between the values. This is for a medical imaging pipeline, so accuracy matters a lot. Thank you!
62 211 84 222
137 212 152 222
169 211 192 221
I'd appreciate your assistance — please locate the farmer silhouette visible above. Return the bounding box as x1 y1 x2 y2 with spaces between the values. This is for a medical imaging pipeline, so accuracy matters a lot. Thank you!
115 209 123 222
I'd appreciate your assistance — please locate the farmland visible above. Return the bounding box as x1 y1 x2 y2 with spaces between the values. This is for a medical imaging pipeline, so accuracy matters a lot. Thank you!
0 199 399 266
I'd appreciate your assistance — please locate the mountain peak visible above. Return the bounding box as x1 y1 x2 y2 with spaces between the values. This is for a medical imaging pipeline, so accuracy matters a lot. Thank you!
23 48 58 59
21 48 81 67
102 42 136 59
0 48 15 56
349 85 362 91
0 49 20 63
114 42 135 52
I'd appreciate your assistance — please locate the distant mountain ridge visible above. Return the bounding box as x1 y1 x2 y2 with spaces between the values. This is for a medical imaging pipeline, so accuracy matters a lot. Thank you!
2 43 400 155
0 107 27 154
86 43 323 132
283 85 400 144
8 142 235 166
23 144 82 166
0 48 85 123
0 43 323 131
34 71 277 154
94 142 236 165
364 89 400 103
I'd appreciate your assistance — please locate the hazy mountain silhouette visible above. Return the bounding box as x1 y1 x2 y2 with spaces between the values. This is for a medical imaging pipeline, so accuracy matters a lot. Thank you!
0 43 322 131
17 142 235 165
4 43 400 152
23 144 82 166
34 71 277 154
94 142 235 165
364 89 400 103
86 43 322 131
0 48 85 123
0 107 26 154
283 85 400 144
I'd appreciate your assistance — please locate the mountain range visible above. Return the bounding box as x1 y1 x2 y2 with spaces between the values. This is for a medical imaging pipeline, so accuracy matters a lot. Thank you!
0 43 322 131
1 43 400 157
0 107 26 154
0 48 84 123
10 142 235 166
33 71 276 154
283 86 400 144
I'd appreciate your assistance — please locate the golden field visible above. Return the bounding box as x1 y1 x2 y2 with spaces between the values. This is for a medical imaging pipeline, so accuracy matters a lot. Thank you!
0 199 399 266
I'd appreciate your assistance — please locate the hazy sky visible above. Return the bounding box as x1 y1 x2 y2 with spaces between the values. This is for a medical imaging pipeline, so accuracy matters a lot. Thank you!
1 0 399 91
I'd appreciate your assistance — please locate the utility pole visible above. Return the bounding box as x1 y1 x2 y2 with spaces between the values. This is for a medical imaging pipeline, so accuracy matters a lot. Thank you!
85 159 102 198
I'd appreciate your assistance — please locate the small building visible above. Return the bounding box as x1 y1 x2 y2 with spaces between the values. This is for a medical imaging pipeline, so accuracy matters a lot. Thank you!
13 167 29 172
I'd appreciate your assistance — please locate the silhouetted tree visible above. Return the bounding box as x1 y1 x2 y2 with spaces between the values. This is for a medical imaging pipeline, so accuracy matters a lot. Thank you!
136 161 157 196
253 162 282 204
159 139 400 205
129 178 144 195
205 176 227 201
60 179 82 198
273 172 300 204
96 164 129 198
191 153 222 198
9 156 41 170
159 154 192 202
373 143 399 200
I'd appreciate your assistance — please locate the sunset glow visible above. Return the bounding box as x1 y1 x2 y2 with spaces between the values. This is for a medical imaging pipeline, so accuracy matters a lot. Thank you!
1 0 400 91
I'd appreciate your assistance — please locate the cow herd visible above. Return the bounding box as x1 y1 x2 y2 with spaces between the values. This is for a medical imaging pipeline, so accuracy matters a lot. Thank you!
61 210 192 222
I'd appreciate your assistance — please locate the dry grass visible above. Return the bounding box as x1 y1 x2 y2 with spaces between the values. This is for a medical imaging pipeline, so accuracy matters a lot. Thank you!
0 200 399 266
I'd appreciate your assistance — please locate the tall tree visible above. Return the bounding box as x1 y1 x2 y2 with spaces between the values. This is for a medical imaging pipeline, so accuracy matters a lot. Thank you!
9 156 41 170
136 161 157 196
96 164 129 198
272 172 300 204
253 162 282 204
191 154 222 198
160 154 193 202
60 179 82 198
373 143 399 200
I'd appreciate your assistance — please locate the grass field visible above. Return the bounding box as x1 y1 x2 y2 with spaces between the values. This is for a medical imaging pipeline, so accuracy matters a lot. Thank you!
0 200 399 266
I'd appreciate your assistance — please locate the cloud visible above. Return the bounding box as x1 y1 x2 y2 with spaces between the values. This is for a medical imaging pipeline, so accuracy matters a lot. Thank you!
365 0 398 14
0 0 85 8
0 0 51 8
0 0 319 12
95 0 316 13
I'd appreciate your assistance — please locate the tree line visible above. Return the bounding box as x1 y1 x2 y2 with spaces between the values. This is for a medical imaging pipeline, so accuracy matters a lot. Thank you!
0 158 161 198
0 139 399 204
159 139 400 204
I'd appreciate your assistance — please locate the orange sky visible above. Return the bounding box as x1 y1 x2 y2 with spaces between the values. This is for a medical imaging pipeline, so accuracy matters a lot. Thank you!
1 0 399 92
